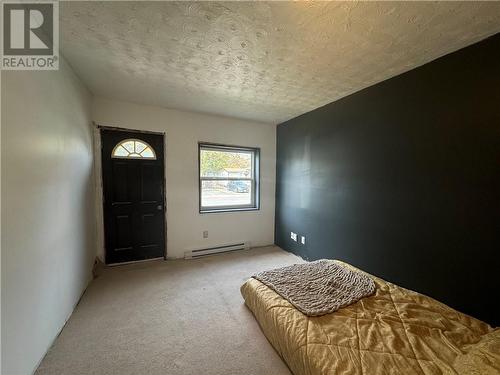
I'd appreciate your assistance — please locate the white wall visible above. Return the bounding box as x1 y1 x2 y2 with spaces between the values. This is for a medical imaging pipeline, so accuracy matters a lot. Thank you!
1 59 95 375
92 97 276 260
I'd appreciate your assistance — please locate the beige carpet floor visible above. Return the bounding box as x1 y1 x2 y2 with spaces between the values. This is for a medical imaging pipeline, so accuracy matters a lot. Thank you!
36 246 303 375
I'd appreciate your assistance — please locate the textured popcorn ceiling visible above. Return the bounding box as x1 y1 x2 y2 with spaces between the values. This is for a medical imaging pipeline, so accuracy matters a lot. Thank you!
60 1 500 124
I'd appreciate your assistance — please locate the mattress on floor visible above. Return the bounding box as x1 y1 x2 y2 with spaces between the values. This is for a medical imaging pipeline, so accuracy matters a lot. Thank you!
241 260 500 375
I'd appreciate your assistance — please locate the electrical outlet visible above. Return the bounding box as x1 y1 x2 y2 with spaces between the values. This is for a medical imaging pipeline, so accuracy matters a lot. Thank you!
290 232 297 241
301 236 306 245
203 230 208 239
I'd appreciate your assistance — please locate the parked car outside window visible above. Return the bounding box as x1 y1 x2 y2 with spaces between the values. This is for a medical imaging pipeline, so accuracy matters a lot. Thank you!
227 180 250 193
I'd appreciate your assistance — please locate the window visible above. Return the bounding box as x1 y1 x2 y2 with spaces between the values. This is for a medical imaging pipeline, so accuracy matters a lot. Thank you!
112 139 156 159
199 143 260 213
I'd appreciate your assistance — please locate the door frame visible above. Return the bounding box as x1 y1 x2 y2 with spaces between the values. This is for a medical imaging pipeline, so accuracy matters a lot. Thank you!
94 123 167 264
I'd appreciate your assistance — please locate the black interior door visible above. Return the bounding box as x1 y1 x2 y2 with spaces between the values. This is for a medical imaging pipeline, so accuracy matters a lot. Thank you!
101 129 165 264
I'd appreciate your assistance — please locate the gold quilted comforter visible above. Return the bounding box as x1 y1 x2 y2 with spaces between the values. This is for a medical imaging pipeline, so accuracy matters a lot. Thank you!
241 261 499 374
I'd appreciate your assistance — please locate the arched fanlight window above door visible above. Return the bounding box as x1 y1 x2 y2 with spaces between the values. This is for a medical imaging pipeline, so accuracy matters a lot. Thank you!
111 139 157 159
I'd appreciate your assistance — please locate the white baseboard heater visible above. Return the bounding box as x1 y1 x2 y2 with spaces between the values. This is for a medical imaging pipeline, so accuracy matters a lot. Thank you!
184 242 250 259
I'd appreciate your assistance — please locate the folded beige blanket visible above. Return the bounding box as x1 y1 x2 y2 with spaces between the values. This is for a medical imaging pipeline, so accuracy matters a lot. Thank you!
253 260 375 316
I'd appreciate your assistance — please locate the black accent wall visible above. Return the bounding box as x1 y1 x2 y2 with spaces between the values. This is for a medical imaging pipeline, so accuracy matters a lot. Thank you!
275 34 500 326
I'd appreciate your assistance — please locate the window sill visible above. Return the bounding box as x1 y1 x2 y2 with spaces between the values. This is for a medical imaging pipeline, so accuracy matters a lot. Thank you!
199 207 260 214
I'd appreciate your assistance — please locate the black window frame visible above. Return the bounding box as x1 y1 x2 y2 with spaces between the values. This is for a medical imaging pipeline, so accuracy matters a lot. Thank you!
198 142 260 213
